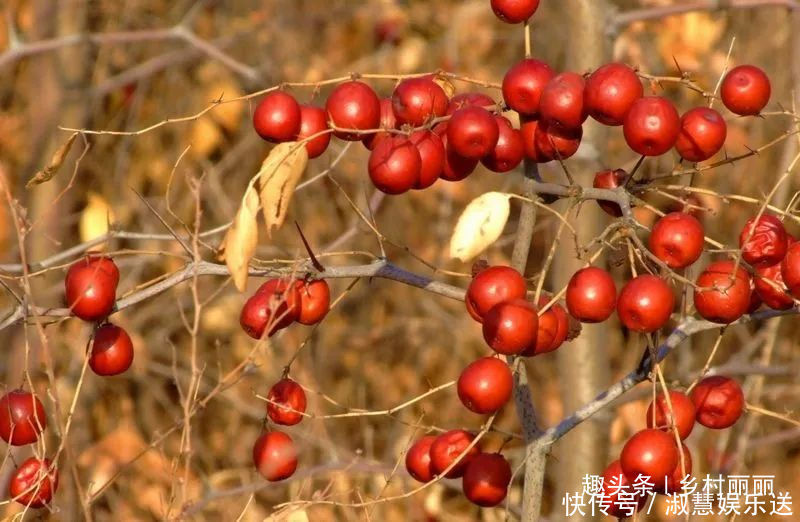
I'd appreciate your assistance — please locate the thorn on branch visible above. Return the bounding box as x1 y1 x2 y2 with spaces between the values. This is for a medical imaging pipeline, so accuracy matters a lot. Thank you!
294 221 325 272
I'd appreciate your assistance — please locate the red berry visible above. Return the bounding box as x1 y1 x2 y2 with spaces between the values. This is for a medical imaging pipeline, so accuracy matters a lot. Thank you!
539 72 587 130
296 105 331 158
252 431 298 481
675 107 727 162
466 266 527 322
694 261 752 323
462 453 512 507
65 256 119 321
429 429 480 478
481 116 524 173
620 429 679 485
266 378 307 426
483 299 539 355
405 435 436 482
593 169 628 217
599 460 645 518
446 92 495 115
89 323 134 376
781 241 800 296
521 296 569 356
296 279 331 325
740 214 788 268
565 267 617 323
392 77 448 126
501 58 554 117
490 0 540 23
648 212 705 269
534 121 583 162
519 119 548 162
617 275 674 332
240 279 301 339
0 390 46 446
721 65 771 116
754 263 794 310
657 443 692 494
457 357 513 414
623 96 680 156
690 376 744 429
9 458 58 508
646 390 696 440
252 91 301 142
325 81 381 141
363 98 398 150
409 130 445 189
584 63 643 126
435 123 479 181
368 136 421 194
447 107 500 160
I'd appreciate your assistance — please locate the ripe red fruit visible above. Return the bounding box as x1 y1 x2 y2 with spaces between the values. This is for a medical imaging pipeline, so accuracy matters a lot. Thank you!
457 357 513 413
363 98 398 150
240 279 301 339
462 453 512 507
9 458 58 508
694 261 752 323
483 299 539 355
501 58 554 117
539 72 587 130
466 265 527 322
617 275 675 333
657 443 692 494
565 267 617 323
252 431 298 481
490 0 540 23
754 263 794 310
0 390 46 446
593 169 628 217
534 121 583 162
675 107 727 162
435 123 479 181
781 241 800 296
721 65 771 116
89 323 134 376
429 429 480 478
646 390 696 440
446 92 495 115
521 296 569 356
482 116 524 173
296 279 331 325
65 256 119 321
599 460 645 518
584 63 643 126
406 435 436 482
409 130 445 189
266 378 307 426
620 428 679 485
447 107 500 160
252 91 301 142
296 105 331 158
648 212 705 269
392 77 448 126
690 376 744 429
325 80 381 141
740 214 788 268
519 119 547 162
368 136 422 194
623 96 680 156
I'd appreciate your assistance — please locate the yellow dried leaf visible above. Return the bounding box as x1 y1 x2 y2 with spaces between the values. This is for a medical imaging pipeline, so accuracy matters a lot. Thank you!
432 75 456 98
258 142 309 237
79 192 114 248
219 186 259 291
449 192 511 262
27 132 78 187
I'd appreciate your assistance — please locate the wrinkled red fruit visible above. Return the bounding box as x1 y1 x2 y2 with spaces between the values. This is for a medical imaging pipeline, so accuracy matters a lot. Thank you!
65 256 119 321
447 106 500 160
694 261 752 323
565 267 617 323
392 77 448 126
599 460 645 518
721 65 771 116
295 105 331 159
325 81 381 141
623 96 680 156
521 296 569 356
296 279 331 325
409 130 445 189
539 72 587 130
617 275 674 333
482 116 524 173
754 263 794 310
584 63 643 126
502 58 554 117
620 429 679 485
429 429 480 478
482 299 539 355
690 376 744 429
466 265 527 322
646 390 696 440
240 279 301 338
368 136 422 194
593 169 628 217
0 390 47 446
781 241 800 297
675 107 727 162
648 212 705 269
253 91 301 143
266 378 307 426
739 214 788 268
457 357 513 414
253 431 298 481
462 453 512 507
405 435 436 482
90 323 134 376
491 0 540 23
9 458 58 508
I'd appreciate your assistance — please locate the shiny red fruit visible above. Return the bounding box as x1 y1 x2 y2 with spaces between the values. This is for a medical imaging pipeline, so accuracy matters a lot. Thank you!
252 431 298 481
593 169 628 217
534 121 583 162
240 279 301 339
482 116 524 172
435 123 479 181
781 241 800 296
482 299 538 355
429 429 480 478
457 357 513 414
447 107 500 160
599 460 645 518
565 267 617 323
466 265 527 322
675 107 727 162
462 453 512 507
721 65 771 116
539 72 587 130
620 428 679 485
89 323 134 376
65 256 119 321
657 443 692 494
252 91 301 143
522 296 569 356
646 390 696 440
368 136 421 194
584 63 643 126
519 119 548 162
406 435 436 482
296 105 331 158
392 77 448 126
740 214 788 268
617 275 674 332
363 98 397 150
446 92 495 115
694 261 752 323
296 279 331 325
409 130 445 189
754 263 794 310
9 458 58 508
623 96 680 156
690 376 744 429
648 212 705 269
266 378 307 426
325 81 381 141
0 390 46 446
501 58 554 117
491 0 540 23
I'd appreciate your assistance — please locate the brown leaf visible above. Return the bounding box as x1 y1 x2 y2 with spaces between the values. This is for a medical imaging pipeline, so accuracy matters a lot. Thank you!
257 142 308 237
26 132 78 188
219 186 259 291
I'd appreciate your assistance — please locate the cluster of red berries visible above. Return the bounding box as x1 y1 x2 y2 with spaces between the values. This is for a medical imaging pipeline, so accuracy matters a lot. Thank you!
252 378 307 482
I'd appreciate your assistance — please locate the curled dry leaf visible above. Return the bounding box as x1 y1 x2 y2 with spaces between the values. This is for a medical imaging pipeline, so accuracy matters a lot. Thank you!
219 186 259 291
26 132 78 188
449 191 512 262
258 142 309 237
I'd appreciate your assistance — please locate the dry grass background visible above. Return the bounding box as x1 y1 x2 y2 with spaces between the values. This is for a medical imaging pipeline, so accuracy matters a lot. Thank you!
0 0 799 520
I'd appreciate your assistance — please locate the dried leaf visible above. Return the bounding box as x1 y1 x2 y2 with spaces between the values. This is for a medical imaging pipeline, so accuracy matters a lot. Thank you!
219 186 259 291
449 192 512 261
79 192 114 248
258 142 308 237
432 75 456 98
27 132 78 187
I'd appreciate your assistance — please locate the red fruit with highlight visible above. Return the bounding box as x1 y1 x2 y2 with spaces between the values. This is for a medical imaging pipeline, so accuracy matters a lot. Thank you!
325 81 381 141
363 98 398 150
620 429 679 485
482 299 538 355
690 376 744 429
65 256 119 321
593 169 628 217
253 91 301 142
252 431 298 481
721 65 771 116
89 323 134 376
457 357 513 414
522 296 569 356
646 390 696 440
754 263 794 310
465 265 527 322
648 212 705 269
0 390 47 446
617 275 675 333
539 72 587 130
295 105 331 158
240 279 301 339
520 119 549 162
409 130 445 189
429 429 480 478
565 267 617 323
501 58 554 117
694 261 752 323
406 436 436 482
9 458 58 508
534 121 583 162
482 116 524 172
392 77 448 126
490 0 540 23
296 279 331 325
740 214 788 268
447 107 500 160
435 123 479 181
584 63 643 126
675 107 727 162
368 136 421 194
462 453 512 507
623 96 680 156
266 378 307 426
781 241 800 296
